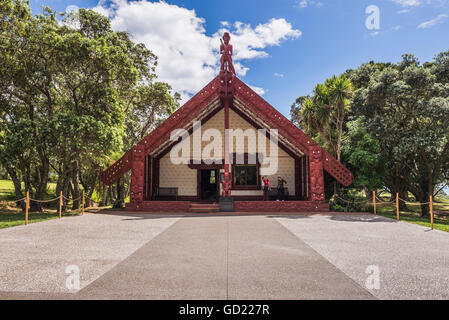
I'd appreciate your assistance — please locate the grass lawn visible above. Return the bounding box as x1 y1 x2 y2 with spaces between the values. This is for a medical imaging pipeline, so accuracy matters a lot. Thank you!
0 179 109 229
374 201 449 232
0 179 57 200
0 211 80 229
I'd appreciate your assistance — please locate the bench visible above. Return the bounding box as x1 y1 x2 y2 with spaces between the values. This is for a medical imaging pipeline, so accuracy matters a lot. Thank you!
155 187 178 200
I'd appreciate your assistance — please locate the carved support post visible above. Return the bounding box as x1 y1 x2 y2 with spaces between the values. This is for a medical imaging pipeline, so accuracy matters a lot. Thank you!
309 146 325 202
222 97 232 197
130 145 145 209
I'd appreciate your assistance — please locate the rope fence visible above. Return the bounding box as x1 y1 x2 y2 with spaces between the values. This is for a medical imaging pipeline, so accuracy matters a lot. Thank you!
14 190 94 225
334 191 436 230
5 189 439 230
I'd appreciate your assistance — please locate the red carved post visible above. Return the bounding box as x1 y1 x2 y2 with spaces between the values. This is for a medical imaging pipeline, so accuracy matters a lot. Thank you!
130 145 145 209
309 146 325 202
219 32 235 198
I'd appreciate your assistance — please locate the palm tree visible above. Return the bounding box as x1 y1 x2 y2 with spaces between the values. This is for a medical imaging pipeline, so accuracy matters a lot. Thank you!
326 75 353 162
296 75 353 196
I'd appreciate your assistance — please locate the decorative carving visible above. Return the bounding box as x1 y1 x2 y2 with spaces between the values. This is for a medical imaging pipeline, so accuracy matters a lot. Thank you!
220 32 235 76
309 146 325 202
101 38 355 207
101 77 220 186
219 32 235 198
130 145 145 205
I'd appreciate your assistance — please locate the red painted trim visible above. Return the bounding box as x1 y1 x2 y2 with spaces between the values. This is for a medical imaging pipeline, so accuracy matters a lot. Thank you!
102 76 354 190
231 164 260 190
230 104 300 159
156 104 224 159
125 200 329 213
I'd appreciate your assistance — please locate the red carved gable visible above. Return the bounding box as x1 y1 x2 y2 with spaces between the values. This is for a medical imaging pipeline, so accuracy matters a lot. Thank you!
101 76 354 187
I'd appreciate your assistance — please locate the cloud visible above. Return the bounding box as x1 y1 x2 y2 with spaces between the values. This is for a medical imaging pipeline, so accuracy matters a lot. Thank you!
392 0 421 7
392 0 449 8
418 13 448 28
249 86 266 95
295 0 324 9
92 0 301 102
273 73 284 78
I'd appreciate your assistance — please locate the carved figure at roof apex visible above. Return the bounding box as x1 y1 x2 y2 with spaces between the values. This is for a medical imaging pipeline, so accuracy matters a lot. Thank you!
220 32 235 75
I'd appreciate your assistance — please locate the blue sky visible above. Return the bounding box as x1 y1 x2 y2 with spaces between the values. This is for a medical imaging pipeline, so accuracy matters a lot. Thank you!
29 0 448 117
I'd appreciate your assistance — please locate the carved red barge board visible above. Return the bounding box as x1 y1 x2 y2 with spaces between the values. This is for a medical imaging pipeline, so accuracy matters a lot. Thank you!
101 76 353 187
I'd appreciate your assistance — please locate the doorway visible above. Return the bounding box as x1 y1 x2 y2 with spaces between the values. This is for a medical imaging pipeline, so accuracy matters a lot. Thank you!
200 170 218 202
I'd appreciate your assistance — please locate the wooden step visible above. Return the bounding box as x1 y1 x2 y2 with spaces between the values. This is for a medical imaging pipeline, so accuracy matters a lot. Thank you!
189 203 220 213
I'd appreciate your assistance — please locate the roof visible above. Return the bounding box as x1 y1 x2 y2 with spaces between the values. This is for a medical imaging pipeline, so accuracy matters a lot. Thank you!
101 76 354 186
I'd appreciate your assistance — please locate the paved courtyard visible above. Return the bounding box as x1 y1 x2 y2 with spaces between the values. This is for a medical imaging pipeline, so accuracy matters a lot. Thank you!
0 212 448 299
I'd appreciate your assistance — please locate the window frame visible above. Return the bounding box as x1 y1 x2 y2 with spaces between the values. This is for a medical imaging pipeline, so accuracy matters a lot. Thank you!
232 164 260 190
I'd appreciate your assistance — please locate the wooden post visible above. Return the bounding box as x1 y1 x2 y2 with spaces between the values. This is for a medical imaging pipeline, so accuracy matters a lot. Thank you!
396 192 399 221
373 191 376 216
430 195 434 230
82 190 85 215
59 191 62 219
25 191 29 225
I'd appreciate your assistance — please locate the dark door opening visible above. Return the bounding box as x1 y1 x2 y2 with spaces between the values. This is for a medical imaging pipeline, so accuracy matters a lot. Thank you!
200 170 218 202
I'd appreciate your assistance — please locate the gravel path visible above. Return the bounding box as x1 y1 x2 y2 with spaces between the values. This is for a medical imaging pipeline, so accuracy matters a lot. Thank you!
276 214 449 300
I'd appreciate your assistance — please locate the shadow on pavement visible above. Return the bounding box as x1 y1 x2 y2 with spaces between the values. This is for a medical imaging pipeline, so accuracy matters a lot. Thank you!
329 215 396 223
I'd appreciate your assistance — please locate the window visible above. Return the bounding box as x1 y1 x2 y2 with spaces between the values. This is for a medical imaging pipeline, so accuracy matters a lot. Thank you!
210 170 216 184
233 165 258 187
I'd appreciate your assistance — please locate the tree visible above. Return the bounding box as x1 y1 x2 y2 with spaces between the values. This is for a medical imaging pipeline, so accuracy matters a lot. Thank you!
0 2 178 211
291 74 353 196
291 75 353 163
342 117 387 197
351 54 449 216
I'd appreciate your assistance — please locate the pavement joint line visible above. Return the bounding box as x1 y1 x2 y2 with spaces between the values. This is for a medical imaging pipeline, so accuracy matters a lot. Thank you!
226 217 229 300
271 216 377 300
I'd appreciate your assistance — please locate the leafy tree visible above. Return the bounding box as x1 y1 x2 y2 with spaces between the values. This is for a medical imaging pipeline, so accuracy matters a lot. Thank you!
291 75 353 163
0 2 178 211
352 54 449 216
342 117 386 197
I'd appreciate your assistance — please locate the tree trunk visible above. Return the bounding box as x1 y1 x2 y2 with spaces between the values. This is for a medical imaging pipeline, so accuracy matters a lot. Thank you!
398 189 409 211
7 167 26 211
86 170 99 207
71 162 80 210
101 183 108 206
113 178 125 209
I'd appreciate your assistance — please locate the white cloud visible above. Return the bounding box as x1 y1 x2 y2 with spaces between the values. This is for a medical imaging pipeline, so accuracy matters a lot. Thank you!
392 0 449 8
249 86 266 95
295 0 324 9
92 0 301 102
418 13 448 28
273 73 284 78
392 0 421 7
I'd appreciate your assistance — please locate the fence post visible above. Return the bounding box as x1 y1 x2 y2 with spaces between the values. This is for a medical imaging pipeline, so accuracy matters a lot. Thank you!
25 191 29 225
430 195 434 230
82 190 85 215
59 191 62 219
373 191 376 216
396 192 399 221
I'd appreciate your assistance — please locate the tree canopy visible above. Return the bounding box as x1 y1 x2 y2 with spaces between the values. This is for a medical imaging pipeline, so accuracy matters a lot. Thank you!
291 52 449 216
0 0 179 210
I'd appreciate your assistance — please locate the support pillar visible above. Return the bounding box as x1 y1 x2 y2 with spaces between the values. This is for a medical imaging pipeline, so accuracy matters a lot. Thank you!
130 145 145 210
309 146 325 202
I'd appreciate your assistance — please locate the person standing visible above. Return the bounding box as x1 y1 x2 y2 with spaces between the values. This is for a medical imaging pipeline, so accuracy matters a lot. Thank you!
277 176 287 201
262 176 271 201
